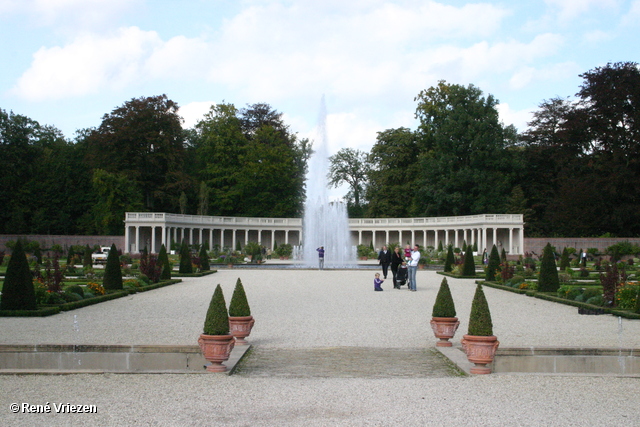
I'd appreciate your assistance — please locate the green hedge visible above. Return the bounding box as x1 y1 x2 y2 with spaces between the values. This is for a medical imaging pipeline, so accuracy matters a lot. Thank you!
478 280 640 319
0 306 61 317
1 279 182 316
172 270 217 278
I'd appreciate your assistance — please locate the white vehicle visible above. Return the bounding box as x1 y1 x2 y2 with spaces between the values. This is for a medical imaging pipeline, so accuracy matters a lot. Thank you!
91 246 111 263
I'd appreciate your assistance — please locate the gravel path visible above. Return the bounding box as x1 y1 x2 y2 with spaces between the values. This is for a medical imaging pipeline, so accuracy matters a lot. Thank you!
1 269 639 425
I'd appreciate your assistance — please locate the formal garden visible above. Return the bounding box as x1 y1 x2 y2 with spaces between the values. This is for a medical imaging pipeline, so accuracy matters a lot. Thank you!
438 241 640 319
0 239 226 317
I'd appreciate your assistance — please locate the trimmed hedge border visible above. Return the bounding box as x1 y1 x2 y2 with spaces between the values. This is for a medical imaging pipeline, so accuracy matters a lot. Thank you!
0 306 61 317
172 270 217 278
477 280 640 319
438 271 483 280
1 279 182 317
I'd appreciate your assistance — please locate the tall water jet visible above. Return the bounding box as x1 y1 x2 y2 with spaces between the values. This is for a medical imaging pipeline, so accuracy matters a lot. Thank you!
302 98 355 268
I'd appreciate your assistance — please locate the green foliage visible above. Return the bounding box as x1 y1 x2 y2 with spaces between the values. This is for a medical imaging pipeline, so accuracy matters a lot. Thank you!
485 245 501 281
0 240 37 310
83 245 92 268
443 245 455 273
199 245 210 270
158 244 171 280
606 241 640 262
462 249 476 276
228 278 251 317
103 244 123 290
179 241 193 274
559 247 570 270
468 284 493 336
538 243 560 293
432 277 456 318
203 284 229 335
366 128 419 217
328 148 370 217
412 81 518 217
275 243 293 258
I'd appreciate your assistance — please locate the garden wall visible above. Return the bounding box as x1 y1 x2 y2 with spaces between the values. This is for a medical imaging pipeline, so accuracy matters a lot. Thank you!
0 235 124 254
524 237 640 256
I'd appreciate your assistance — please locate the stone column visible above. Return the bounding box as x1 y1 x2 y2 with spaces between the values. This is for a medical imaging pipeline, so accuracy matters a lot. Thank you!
509 228 513 255
151 226 157 253
135 226 140 254
124 225 130 253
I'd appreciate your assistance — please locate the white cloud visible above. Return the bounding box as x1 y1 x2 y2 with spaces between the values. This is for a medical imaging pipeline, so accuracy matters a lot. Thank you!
179 101 215 129
544 0 621 21
0 0 138 27
508 61 579 90
496 103 534 132
11 27 210 101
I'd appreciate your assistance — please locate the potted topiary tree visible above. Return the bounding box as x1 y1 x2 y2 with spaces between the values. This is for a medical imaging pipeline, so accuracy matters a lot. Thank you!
228 278 255 345
198 284 235 372
430 277 459 347
461 284 499 374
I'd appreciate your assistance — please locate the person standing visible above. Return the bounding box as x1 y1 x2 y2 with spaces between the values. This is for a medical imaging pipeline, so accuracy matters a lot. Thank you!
316 246 325 270
408 244 421 292
390 246 403 288
377 245 391 279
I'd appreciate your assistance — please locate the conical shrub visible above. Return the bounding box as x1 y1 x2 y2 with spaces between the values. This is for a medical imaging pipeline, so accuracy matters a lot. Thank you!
103 244 123 290
158 244 171 280
468 284 493 336
199 245 210 271
559 247 570 270
0 240 37 310
229 278 251 317
485 245 500 281
203 284 230 335
462 248 476 276
83 245 92 267
179 241 193 274
538 243 560 292
432 277 456 318
444 245 455 272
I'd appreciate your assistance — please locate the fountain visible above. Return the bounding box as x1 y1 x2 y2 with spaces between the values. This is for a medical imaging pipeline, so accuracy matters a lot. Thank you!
302 98 355 268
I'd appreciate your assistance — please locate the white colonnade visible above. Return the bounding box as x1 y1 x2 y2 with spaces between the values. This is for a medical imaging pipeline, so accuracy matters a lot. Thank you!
124 212 524 255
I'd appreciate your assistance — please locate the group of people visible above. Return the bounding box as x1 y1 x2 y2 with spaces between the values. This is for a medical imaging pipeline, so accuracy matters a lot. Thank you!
375 244 421 292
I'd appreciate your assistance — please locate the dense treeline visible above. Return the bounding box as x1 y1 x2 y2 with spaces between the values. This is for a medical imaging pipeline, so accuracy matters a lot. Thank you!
0 96 310 235
334 62 640 237
1 62 638 237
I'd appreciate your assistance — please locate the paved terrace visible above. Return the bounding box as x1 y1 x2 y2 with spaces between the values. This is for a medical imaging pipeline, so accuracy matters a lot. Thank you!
1 269 639 426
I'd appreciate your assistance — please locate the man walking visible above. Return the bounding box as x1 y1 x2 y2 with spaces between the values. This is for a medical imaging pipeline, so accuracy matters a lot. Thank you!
408 244 421 292
377 245 391 279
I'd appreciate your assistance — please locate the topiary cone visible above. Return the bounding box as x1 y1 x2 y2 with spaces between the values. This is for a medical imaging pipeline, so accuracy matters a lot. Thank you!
430 278 459 347
228 278 254 345
103 243 123 291
0 240 37 310
199 284 234 372
462 284 499 374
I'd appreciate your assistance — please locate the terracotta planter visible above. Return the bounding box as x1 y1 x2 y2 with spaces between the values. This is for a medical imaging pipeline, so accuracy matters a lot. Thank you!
198 334 235 372
228 315 255 345
430 317 460 347
461 334 500 374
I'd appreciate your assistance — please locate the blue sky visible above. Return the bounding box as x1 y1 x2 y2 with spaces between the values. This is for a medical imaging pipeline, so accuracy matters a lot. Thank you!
1 0 639 158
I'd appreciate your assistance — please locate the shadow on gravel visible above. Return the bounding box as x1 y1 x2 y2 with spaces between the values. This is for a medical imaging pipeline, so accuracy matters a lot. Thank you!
234 347 464 378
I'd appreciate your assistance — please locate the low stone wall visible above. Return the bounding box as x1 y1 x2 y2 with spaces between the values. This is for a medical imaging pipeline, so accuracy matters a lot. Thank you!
0 235 124 254
524 237 640 257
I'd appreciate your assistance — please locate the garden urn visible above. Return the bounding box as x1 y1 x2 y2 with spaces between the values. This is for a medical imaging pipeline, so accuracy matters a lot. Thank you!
461 334 500 374
430 317 460 347
198 334 235 372
228 315 255 345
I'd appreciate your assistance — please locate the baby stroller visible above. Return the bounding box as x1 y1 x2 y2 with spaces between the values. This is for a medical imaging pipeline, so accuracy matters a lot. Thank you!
395 264 408 288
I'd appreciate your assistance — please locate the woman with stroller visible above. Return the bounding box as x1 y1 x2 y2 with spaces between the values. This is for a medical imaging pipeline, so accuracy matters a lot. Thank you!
390 246 404 288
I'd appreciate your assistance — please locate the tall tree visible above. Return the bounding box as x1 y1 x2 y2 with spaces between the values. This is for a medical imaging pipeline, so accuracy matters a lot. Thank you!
85 95 189 213
413 81 518 217
192 102 310 217
328 148 370 217
366 127 419 217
